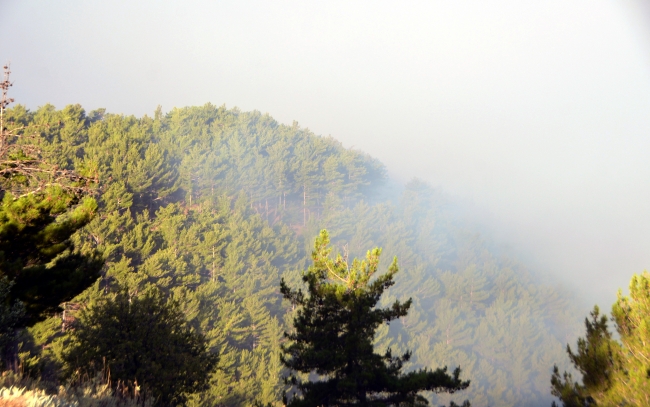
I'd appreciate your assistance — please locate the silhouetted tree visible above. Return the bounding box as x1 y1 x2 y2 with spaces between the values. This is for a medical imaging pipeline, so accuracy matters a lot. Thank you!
280 230 470 406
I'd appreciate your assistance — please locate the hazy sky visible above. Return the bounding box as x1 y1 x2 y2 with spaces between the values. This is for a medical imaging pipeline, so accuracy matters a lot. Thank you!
2 0 650 309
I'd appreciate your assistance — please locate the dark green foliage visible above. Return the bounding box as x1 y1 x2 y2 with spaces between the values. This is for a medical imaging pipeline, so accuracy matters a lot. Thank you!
0 192 101 325
550 307 613 407
281 230 470 406
64 290 218 406
0 277 25 365
0 87 101 327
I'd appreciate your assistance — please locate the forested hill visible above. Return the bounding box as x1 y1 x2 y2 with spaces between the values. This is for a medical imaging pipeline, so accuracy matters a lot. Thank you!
8 103 579 406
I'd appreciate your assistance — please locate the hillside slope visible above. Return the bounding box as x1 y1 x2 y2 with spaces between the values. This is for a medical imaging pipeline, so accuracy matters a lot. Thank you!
7 103 578 406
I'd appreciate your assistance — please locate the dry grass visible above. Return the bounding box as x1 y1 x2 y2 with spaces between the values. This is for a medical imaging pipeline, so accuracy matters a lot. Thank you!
0 372 151 407
0 386 70 407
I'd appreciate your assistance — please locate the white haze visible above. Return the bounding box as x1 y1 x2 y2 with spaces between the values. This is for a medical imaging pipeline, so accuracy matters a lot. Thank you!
2 0 650 310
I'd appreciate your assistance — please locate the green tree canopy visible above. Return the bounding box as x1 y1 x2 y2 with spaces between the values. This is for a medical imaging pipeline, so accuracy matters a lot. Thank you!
8 101 580 406
0 193 101 325
280 230 470 406
0 67 101 326
551 271 650 406
64 289 219 406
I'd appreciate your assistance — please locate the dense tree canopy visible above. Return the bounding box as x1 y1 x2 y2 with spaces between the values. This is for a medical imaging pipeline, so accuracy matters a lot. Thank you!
3 102 580 406
0 193 101 325
0 68 101 327
64 290 218 406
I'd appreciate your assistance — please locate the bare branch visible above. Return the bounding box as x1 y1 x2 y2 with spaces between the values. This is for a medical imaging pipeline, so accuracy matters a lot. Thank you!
0 66 98 200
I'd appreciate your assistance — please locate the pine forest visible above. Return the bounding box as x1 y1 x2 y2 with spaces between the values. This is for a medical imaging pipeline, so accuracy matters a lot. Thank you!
1 98 645 406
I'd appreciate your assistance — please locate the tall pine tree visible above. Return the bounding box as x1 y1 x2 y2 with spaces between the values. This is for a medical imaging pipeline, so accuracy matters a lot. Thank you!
280 230 470 406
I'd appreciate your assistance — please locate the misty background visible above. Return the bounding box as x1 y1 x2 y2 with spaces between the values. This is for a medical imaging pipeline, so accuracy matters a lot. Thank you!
2 0 650 311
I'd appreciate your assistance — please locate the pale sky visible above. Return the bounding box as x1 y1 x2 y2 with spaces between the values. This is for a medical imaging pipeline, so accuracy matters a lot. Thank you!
2 0 650 309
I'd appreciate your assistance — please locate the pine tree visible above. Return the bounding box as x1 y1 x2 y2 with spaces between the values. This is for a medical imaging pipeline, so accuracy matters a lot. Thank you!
0 66 101 326
0 193 102 324
609 272 650 404
552 271 650 406
64 289 218 406
280 230 470 406
550 307 617 407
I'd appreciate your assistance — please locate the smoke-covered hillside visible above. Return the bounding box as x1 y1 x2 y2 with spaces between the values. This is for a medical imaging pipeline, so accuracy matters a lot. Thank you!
7 103 580 406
